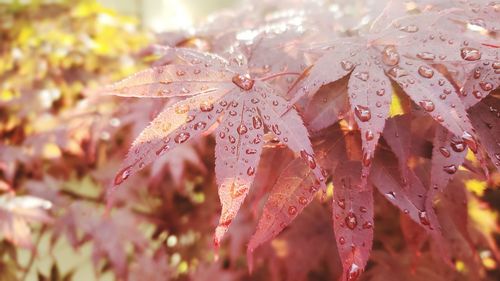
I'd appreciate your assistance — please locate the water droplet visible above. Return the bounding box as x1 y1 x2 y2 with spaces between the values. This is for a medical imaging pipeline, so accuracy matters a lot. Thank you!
418 211 430 226
271 124 281 135
439 147 451 157
359 207 367 213
450 139 466 152
460 47 481 61
288 206 297 216
461 131 478 153
330 198 343 212
354 105 371 122
156 144 170 156
347 263 361 281
229 136 236 143
417 52 436 60
298 197 308 205
354 71 369 81
386 191 396 200
199 101 214 112
362 152 372 167
387 66 408 78
365 130 374 141
247 167 255 176
382 45 400 66
341 60 354 71
443 164 457 174
362 222 373 229
193 69 201 74
237 124 248 135
418 65 434 78
345 212 358 230
194 121 206 130
376 89 385 96
174 132 190 144
114 165 132 185
232 74 255 90
419 100 435 112
339 237 346 245
246 149 257 154
300 150 317 169
176 70 186 76
479 81 493 91
400 24 419 33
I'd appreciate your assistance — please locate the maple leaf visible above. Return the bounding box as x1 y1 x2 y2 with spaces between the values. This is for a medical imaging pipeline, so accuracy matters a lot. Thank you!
0 194 53 248
469 95 500 171
331 161 374 281
248 125 348 266
288 10 492 186
105 46 325 247
369 152 452 264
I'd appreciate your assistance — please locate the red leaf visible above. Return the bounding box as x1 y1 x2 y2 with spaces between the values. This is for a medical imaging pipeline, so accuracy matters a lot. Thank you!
469 95 500 170
247 158 317 270
332 161 374 281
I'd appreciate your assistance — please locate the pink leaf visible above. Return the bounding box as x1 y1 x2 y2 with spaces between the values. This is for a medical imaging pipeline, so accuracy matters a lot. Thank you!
332 161 374 281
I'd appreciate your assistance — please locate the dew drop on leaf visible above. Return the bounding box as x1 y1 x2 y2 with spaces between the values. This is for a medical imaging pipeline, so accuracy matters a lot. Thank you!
400 24 419 33
345 212 358 230
246 149 257 154
362 222 373 229
114 165 132 185
353 71 369 81
176 70 186 76
194 122 206 130
174 132 190 144
298 196 308 205
232 74 255 90
439 147 451 157
247 166 255 176
347 264 361 281
386 191 396 200
288 206 297 216
376 89 385 96
387 66 408 78
461 131 478 153
341 60 355 71
479 81 493 91
416 52 436 60
339 237 346 245
237 124 248 135
418 211 430 226
460 47 481 61
472 91 482 99
443 164 457 174
354 105 371 122
382 46 400 66
417 65 434 78
156 144 170 156
300 150 317 169
450 139 466 152
418 100 435 112
271 124 281 135
337 198 346 209
365 130 374 141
